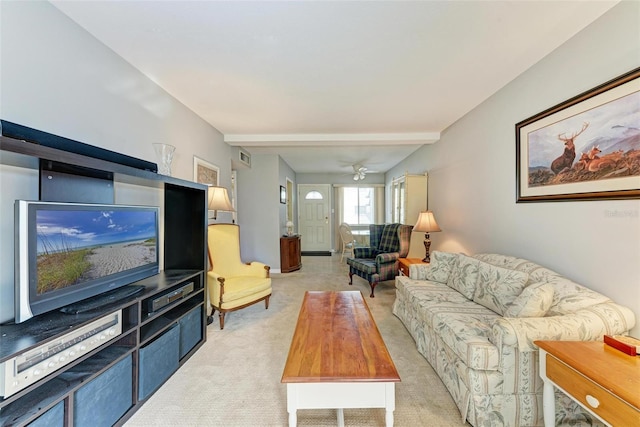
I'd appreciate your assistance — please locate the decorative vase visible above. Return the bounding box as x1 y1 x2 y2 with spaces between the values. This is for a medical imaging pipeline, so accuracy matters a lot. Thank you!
153 143 175 176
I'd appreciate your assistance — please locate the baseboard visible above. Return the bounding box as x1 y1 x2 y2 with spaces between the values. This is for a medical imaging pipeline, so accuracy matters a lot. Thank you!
301 251 332 256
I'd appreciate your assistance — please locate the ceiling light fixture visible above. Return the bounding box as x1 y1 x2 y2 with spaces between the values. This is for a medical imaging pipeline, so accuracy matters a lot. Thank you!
352 164 367 181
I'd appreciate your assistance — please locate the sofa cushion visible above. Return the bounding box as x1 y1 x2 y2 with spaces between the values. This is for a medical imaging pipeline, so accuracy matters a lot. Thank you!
546 276 612 316
396 277 501 371
504 282 554 318
432 310 501 371
473 261 529 315
446 254 480 300
417 251 458 283
474 253 561 286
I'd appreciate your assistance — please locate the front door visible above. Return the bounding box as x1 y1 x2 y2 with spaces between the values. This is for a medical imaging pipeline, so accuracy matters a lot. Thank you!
298 184 331 253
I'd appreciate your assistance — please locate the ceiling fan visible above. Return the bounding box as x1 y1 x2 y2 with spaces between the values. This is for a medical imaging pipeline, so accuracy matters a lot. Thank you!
352 164 367 181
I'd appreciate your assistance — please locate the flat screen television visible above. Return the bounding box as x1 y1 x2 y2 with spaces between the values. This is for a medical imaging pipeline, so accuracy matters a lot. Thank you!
15 200 159 323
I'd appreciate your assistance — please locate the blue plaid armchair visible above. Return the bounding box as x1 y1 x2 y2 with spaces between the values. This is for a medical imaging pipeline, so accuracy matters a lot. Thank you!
346 223 413 297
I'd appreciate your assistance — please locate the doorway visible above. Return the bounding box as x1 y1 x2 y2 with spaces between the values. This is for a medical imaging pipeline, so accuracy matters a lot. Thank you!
298 184 331 255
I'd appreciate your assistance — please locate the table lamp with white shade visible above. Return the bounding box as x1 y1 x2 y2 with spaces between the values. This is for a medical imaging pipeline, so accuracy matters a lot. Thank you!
413 211 441 263
208 186 235 222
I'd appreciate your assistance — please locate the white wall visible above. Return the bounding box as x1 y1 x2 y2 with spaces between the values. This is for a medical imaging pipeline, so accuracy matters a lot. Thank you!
0 1 231 322
388 1 640 336
236 153 280 268
279 156 296 237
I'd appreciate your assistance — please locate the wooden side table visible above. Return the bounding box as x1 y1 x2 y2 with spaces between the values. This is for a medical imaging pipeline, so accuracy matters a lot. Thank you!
398 258 428 277
535 340 640 427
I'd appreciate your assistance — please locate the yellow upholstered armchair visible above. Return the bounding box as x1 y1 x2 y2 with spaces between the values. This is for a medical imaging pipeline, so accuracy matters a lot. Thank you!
207 224 272 329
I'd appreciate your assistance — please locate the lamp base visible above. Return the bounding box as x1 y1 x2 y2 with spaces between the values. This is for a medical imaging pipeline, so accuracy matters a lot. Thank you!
422 233 432 263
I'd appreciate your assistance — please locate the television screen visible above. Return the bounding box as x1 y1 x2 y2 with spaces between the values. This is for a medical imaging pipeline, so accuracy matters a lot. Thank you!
15 201 159 323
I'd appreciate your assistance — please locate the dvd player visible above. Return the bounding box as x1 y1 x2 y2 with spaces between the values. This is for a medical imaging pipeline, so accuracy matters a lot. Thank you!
148 282 194 313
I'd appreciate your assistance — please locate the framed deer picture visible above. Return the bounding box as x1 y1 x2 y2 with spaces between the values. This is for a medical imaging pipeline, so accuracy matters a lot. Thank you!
516 67 640 202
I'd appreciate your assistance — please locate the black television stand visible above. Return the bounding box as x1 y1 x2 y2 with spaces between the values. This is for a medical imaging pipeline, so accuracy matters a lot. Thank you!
60 285 145 314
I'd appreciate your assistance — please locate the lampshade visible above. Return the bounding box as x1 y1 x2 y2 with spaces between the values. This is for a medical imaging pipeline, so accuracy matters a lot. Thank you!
208 186 235 220
413 211 441 233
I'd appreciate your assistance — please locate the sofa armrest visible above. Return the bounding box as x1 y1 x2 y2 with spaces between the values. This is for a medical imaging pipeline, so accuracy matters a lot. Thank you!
409 263 432 279
491 303 636 352
243 262 270 278
354 247 376 258
376 252 399 264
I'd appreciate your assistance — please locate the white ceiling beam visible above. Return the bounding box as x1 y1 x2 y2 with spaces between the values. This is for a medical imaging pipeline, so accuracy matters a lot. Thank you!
224 132 440 146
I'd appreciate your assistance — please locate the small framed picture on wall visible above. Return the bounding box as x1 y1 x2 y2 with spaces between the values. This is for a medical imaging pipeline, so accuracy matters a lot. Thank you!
193 156 219 186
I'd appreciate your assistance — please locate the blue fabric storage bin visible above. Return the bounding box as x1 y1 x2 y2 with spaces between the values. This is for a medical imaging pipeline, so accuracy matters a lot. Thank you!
74 354 133 427
29 401 64 427
138 323 180 400
179 307 202 359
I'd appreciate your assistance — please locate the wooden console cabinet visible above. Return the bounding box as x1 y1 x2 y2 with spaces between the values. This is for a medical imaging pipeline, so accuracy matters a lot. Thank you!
280 235 302 273
0 134 208 426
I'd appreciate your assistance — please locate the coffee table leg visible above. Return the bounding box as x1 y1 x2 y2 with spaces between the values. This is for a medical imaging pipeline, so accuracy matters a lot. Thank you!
386 409 394 426
385 383 395 427
287 384 297 426
337 408 344 427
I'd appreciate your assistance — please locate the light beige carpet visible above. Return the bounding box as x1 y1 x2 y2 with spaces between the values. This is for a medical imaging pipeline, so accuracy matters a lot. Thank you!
125 255 466 426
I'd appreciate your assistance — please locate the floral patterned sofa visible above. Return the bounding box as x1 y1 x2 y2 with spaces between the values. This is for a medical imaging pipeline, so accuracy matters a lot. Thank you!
392 251 636 427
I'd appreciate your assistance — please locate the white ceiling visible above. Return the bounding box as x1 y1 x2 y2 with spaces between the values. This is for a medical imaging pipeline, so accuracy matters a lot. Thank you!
51 0 617 174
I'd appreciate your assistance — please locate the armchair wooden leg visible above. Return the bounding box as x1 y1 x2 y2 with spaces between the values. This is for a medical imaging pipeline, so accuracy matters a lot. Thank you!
207 306 215 325
219 311 226 330
349 272 353 285
369 282 377 298
265 295 270 310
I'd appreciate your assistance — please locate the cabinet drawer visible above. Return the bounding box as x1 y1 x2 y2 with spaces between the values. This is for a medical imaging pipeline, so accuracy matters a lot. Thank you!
546 354 640 426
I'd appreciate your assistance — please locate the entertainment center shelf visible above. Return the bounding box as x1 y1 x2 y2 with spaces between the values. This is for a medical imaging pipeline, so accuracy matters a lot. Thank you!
0 131 208 426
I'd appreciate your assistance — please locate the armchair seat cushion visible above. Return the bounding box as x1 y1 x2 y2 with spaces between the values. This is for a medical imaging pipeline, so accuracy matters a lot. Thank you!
347 258 377 275
219 276 271 304
219 287 272 310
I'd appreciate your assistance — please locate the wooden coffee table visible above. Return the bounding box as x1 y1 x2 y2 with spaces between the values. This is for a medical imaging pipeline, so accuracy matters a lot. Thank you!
281 291 400 426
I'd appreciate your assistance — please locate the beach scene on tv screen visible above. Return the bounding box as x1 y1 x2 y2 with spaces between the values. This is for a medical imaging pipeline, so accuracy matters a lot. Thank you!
36 209 157 295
